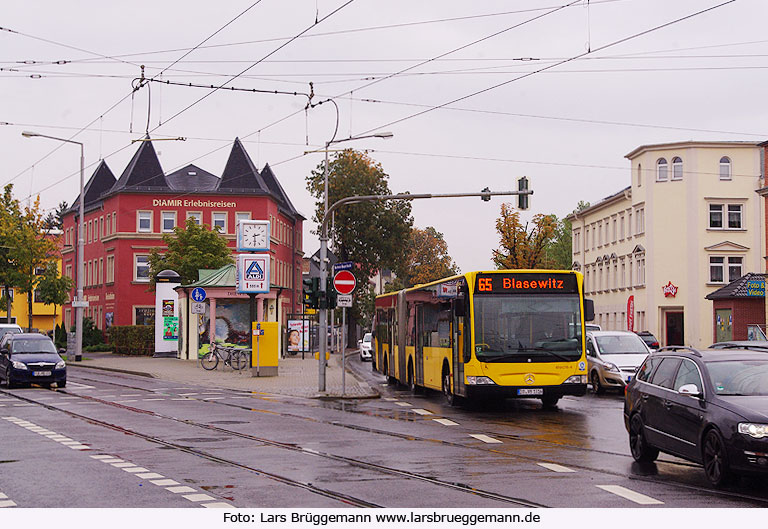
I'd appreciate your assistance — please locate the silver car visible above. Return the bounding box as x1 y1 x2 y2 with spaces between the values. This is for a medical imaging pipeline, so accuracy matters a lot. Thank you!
586 330 651 393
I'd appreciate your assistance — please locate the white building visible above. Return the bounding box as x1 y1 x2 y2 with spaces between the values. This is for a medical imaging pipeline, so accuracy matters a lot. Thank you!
567 141 764 348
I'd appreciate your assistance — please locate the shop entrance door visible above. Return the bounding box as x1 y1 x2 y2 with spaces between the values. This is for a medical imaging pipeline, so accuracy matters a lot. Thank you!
666 311 684 345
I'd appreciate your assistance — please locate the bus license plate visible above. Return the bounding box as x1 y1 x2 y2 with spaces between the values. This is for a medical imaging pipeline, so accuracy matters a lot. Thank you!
518 388 543 396
33 371 51 377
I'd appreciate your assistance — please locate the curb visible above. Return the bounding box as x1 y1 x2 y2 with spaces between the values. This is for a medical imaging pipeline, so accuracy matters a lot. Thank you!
69 363 156 379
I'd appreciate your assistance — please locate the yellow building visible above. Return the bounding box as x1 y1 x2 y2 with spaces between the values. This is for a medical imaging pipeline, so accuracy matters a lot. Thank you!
1 261 65 334
568 141 764 348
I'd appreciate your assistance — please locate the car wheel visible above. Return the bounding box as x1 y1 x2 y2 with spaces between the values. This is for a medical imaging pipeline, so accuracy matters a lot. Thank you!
703 429 732 487
629 414 659 463
407 360 420 394
57 380 66 388
591 371 604 395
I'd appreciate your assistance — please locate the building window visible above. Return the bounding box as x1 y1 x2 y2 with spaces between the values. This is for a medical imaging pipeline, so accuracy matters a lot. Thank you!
709 203 742 229
628 211 633 238
134 307 155 326
635 208 644 235
99 257 104 285
637 164 642 187
235 212 250 228
621 260 626 288
134 255 150 282
65 264 72 279
708 256 742 283
597 222 603 247
212 212 227 232
106 255 114 284
162 211 177 233
137 211 152 233
657 158 668 181
88 220 93 243
619 215 625 239
573 230 580 253
719 156 732 180
671 157 683 180
635 255 645 286
112 211 117 233
612 218 617 243
187 211 202 225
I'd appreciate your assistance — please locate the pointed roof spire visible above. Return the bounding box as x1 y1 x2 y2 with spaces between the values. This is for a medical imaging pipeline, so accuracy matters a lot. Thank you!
219 138 268 191
67 160 116 213
260 163 303 219
107 137 167 194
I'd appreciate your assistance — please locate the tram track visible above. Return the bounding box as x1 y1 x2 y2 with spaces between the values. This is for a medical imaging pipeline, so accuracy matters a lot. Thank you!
0 384 546 509
12 370 768 506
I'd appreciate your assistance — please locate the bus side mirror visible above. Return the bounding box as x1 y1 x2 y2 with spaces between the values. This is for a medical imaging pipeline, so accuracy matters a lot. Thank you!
584 299 595 322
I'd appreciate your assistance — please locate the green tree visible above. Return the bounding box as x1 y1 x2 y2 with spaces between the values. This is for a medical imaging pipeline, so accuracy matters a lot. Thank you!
43 201 69 231
148 218 233 288
0 186 59 330
37 261 74 343
400 226 460 287
492 204 558 269
545 216 572 270
307 149 413 331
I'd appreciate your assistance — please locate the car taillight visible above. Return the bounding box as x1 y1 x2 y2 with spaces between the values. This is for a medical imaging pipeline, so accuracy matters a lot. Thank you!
651 342 659 348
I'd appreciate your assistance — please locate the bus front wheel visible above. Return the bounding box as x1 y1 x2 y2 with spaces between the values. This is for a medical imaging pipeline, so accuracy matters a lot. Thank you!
442 366 456 406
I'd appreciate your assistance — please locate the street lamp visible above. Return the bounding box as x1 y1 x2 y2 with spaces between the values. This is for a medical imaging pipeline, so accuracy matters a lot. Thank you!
22 131 85 363
316 131 393 392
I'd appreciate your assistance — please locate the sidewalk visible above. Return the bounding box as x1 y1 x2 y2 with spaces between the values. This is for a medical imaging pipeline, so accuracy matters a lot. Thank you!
69 350 380 399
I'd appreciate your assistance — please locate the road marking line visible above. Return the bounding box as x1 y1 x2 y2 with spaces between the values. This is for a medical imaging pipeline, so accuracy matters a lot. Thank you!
178 393 199 396
0 500 16 508
203 397 225 400
201 502 234 508
596 485 664 505
411 409 433 415
69 445 89 450
432 418 459 426
13 404 35 407
116 400 138 403
150 479 179 486
111 462 137 468
120 394 142 397
142 398 165 401
166 486 196 494
90 455 114 460
53 437 73 442
99 458 124 464
66 382 95 389
395 402 412 407
122 467 150 473
382 397 397 401
60 441 84 446
184 493 216 502
537 463 576 473
171 398 192 401
469 434 503 444
230 396 250 399
135 473 164 479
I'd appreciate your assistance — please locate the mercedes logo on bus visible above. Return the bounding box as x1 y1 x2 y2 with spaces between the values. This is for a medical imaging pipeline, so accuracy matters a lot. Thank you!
524 374 535 385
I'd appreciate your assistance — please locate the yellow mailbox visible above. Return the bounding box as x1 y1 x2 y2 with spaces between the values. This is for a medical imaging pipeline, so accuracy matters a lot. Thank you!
252 321 279 377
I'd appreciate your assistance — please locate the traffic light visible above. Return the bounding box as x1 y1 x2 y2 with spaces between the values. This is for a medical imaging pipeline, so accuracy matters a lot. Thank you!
320 277 338 309
517 176 529 210
303 277 320 309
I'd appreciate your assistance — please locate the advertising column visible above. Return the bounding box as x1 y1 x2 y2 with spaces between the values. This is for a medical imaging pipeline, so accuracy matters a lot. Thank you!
154 270 182 358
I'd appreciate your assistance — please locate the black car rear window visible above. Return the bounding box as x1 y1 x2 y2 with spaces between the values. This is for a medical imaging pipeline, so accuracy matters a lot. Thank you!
649 357 682 389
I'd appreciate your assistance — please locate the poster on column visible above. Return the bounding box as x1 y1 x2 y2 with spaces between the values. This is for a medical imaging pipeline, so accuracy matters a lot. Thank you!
287 319 309 353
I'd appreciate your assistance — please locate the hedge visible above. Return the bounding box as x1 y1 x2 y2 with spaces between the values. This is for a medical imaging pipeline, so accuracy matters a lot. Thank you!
107 325 155 356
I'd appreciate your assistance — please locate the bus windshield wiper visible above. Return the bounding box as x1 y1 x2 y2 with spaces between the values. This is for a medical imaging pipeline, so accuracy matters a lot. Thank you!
516 346 575 363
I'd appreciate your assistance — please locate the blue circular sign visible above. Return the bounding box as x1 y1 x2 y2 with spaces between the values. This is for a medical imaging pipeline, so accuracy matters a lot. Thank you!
191 287 207 302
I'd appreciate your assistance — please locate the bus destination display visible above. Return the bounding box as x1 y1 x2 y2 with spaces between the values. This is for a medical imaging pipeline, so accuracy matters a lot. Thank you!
474 273 578 294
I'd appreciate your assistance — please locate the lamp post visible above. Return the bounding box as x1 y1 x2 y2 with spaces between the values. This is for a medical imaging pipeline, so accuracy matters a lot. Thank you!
315 131 393 392
22 131 85 363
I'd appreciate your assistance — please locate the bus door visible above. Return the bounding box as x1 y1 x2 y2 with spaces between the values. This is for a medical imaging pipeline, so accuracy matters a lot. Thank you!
397 290 408 382
452 297 467 398
415 304 425 386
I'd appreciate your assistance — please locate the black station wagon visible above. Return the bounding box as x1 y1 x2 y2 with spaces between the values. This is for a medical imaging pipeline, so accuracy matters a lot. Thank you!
624 345 768 487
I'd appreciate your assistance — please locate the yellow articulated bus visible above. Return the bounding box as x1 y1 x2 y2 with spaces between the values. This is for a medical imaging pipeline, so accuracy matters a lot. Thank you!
373 270 594 407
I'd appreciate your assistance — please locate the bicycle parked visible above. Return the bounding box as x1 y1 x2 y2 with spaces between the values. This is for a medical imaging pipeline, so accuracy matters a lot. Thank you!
201 342 249 371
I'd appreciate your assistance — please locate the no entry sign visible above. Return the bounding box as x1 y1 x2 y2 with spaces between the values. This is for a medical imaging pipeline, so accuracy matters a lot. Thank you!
333 270 356 295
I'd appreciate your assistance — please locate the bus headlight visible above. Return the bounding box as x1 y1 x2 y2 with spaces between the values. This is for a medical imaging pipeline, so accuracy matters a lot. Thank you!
466 376 496 385
564 375 587 384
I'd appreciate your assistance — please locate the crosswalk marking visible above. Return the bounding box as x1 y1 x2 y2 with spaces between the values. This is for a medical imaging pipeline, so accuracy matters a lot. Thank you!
469 434 502 444
432 418 459 426
395 402 412 407
596 485 664 505
411 408 433 415
537 462 576 473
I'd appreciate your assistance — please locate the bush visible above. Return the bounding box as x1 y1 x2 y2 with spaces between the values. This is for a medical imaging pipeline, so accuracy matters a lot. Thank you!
82 317 104 347
84 343 114 352
54 322 67 349
106 325 155 356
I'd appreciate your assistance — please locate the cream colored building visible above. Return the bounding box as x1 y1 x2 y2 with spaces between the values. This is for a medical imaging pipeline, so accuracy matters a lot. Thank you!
568 141 764 348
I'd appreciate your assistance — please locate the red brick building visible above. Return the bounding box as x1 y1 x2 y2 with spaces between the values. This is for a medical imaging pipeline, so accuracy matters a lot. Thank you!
60 138 304 331
705 272 766 342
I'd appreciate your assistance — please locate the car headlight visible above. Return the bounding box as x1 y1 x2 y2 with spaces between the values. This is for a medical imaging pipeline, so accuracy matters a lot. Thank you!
564 375 587 384
11 361 28 370
55 361 66 369
604 362 620 373
738 423 768 439
466 376 496 385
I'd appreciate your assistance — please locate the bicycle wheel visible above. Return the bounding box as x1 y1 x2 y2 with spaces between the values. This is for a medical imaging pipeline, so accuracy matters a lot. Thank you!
231 350 249 371
201 351 219 370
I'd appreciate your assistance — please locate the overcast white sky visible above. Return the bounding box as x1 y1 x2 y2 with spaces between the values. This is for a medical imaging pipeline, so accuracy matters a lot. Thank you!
3 0 767 273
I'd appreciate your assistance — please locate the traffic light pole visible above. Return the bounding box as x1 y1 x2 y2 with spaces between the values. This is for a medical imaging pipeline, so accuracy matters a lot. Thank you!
315 186 532 393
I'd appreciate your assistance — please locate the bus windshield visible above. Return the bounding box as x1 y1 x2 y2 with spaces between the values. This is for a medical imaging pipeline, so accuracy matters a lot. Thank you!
473 294 583 362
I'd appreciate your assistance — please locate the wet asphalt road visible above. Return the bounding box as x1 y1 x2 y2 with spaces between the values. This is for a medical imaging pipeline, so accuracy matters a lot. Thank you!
1 355 767 509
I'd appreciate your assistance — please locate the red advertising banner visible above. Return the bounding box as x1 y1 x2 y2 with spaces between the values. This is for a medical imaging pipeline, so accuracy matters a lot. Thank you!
627 295 635 331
